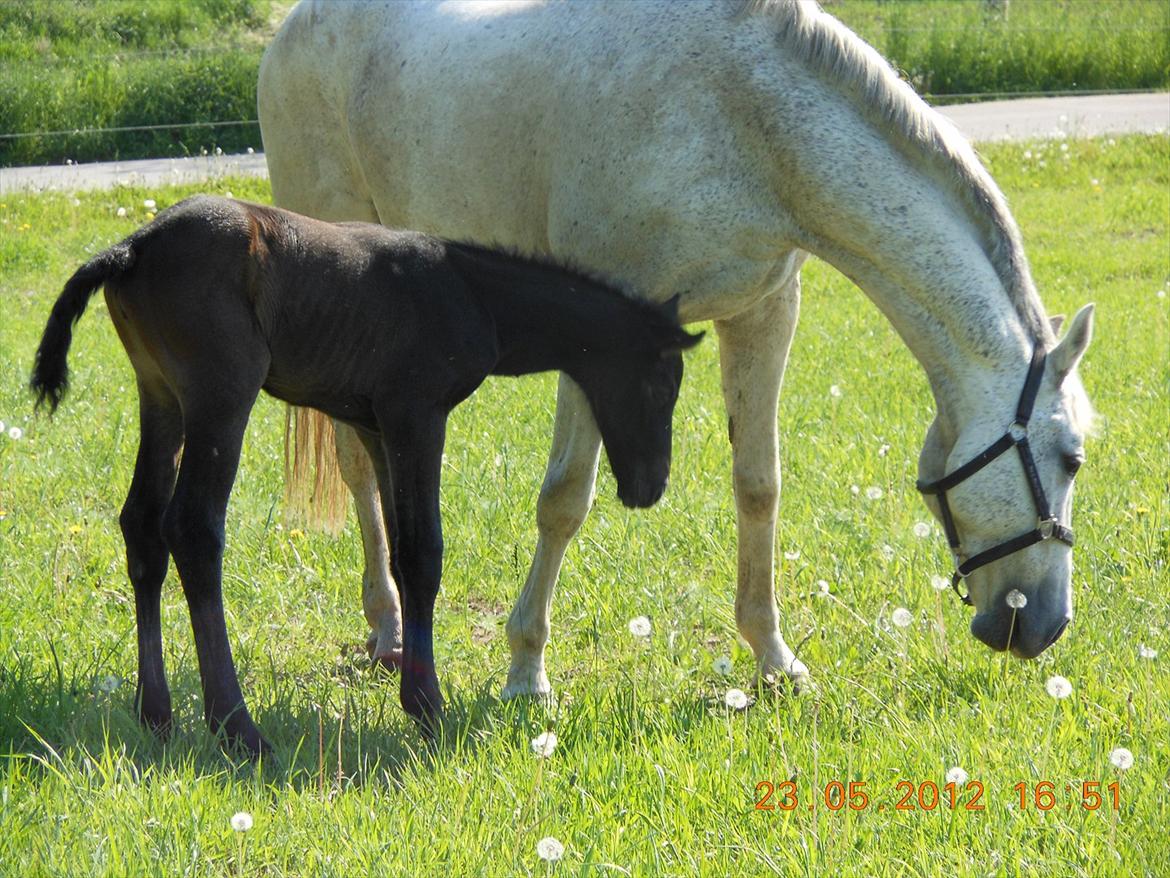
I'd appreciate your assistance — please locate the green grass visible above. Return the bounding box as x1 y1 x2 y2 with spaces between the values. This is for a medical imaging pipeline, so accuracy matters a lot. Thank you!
0 135 1168 876
831 0 1170 100
0 0 286 166
2 1 1168 166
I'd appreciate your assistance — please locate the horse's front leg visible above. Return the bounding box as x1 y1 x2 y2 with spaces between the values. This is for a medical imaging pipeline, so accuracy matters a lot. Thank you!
365 410 448 727
333 420 403 669
502 374 601 700
715 279 810 690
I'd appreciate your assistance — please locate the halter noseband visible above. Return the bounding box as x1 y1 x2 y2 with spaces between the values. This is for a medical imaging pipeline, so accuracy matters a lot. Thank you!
916 348 1074 606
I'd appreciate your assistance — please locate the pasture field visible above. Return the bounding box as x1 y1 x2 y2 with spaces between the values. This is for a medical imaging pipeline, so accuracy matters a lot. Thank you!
0 135 1168 875
2 0 1168 166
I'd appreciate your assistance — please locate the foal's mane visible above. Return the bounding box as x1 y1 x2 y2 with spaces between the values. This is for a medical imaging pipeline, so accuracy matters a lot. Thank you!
735 0 1052 345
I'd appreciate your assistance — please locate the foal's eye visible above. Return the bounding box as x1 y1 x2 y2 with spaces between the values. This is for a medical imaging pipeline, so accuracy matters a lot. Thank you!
1062 452 1084 477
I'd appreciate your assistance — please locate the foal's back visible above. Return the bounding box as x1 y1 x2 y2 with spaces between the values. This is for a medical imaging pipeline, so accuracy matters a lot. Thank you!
107 196 495 429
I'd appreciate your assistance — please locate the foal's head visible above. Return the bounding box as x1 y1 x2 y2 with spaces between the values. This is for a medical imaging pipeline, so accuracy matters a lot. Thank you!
575 295 703 509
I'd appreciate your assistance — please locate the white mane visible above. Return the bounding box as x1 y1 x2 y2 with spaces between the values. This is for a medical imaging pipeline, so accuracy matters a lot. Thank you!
736 0 1053 345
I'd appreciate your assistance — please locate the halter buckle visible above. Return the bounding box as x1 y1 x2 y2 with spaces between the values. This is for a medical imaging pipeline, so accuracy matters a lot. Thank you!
1009 422 1028 442
1038 518 1056 540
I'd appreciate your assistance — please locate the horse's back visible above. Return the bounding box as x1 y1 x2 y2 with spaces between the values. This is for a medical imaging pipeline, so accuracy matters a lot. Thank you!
258 0 808 316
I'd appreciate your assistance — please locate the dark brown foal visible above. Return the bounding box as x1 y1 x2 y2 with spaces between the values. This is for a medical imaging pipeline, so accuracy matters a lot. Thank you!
32 196 701 755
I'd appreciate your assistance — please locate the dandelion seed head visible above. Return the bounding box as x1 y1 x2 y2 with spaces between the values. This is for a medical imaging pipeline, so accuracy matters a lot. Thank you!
850 485 860 496
536 836 564 862
1045 675 1073 699
881 544 896 561
724 688 749 710
530 731 558 758
783 550 800 561
945 766 969 786
1109 747 1134 770
878 443 891 457
829 384 842 398
97 674 120 693
1005 589 1027 610
143 199 156 210
913 521 931 538
627 615 651 638
1157 289 1166 300
712 656 733 676
230 811 253 832
816 579 830 596
865 486 883 500
891 607 913 628
1138 644 1157 660
7 426 23 440
116 207 127 217
931 574 950 592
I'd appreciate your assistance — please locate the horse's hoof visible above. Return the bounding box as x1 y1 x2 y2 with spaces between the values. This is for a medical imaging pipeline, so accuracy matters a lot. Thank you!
756 658 815 695
500 667 552 702
372 649 403 671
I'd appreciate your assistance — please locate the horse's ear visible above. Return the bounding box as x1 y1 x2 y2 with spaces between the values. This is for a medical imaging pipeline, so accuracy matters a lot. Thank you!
1050 303 1094 383
1048 313 1065 335
661 293 682 322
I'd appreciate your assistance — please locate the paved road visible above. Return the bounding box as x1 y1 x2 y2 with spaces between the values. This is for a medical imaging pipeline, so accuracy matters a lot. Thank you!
1 93 1166 195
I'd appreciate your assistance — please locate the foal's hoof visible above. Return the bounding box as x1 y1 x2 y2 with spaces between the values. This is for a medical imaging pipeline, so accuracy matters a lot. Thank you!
500 661 552 702
756 657 815 695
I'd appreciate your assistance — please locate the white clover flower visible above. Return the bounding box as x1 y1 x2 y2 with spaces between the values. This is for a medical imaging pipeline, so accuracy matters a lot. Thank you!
536 836 564 862
913 521 931 538
1109 747 1134 770
724 688 749 710
530 731 558 758
829 384 843 398
1138 644 1157 660
1045 675 1073 699
627 616 651 638
945 766 969 786
712 656 733 676
116 207 127 217
7 426 23 440
891 607 913 628
1005 589 1027 610
783 550 800 561
931 575 950 592
142 198 156 209
865 486 883 500
230 811 253 832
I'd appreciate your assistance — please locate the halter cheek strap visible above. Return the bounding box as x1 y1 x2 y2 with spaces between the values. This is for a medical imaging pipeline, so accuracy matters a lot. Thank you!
916 349 1075 606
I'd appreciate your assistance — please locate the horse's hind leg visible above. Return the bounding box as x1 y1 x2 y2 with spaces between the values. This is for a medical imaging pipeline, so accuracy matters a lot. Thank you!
334 421 403 669
121 379 184 735
715 280 810 690
502 375 602 700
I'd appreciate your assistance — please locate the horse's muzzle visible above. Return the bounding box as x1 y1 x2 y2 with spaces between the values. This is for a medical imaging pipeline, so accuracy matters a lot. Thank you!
618 475 667 509
971 607 1071 658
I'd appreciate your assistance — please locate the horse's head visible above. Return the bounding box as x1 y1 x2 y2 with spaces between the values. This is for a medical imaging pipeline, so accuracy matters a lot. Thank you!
574 295 704 509
918 305 1095 658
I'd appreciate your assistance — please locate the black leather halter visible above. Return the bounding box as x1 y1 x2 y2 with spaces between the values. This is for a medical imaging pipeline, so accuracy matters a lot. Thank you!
917 348 1074 606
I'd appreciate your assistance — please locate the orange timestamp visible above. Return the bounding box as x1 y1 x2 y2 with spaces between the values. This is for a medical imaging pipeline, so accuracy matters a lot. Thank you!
753 780 1121 813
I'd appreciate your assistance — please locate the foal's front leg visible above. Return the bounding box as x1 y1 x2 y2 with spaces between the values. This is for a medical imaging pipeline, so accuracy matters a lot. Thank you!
363 410 448 727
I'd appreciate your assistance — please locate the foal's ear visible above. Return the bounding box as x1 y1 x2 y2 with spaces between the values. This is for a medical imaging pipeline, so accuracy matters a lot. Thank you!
1050 303 1094 383
660 329 705 357
1048 313 1065 335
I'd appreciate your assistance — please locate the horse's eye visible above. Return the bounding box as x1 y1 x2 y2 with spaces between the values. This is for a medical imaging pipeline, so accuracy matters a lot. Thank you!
1062 452 1084 477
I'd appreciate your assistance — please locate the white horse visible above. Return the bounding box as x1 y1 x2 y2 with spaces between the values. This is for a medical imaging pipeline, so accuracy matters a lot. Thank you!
257 0 1094 699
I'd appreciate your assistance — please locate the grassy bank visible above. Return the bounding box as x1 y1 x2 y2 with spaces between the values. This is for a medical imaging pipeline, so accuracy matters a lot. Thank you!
0 135 1166 875
2 1 1168 167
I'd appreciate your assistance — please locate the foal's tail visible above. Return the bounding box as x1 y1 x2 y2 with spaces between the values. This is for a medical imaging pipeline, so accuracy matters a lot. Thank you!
30 243 136 413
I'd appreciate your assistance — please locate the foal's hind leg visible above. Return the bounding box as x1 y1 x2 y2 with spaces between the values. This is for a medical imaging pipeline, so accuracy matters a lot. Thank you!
164 390 268 755
121 379 184 735
715 281 810 690
333 421 403 669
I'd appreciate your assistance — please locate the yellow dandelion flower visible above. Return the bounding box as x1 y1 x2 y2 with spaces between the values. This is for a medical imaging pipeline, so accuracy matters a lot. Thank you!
69 524 83 534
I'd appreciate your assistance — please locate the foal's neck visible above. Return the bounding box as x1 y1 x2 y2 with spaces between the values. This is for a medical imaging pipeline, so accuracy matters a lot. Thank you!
446 243 645 378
